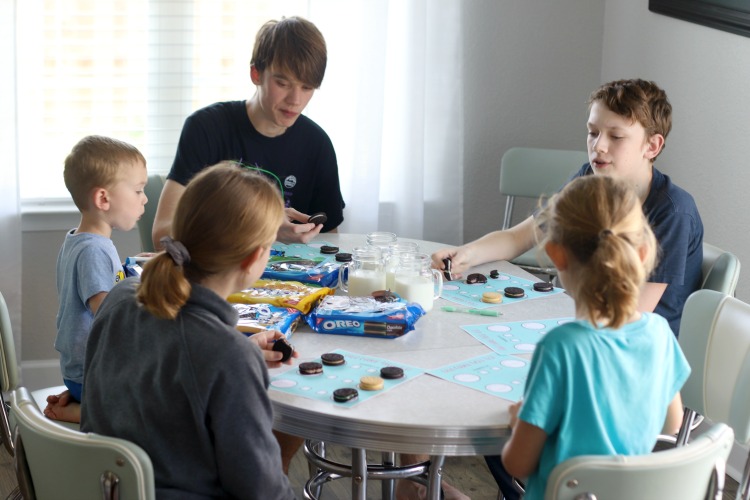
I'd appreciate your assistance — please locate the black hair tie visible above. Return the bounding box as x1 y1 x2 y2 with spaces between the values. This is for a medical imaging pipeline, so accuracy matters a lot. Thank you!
160 236 191 267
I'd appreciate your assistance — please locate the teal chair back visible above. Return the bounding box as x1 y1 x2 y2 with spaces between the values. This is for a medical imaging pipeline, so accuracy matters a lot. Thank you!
701 242 740 296
545 423 734 500
499 147 588 278
11 387 156 500
138 174 166 253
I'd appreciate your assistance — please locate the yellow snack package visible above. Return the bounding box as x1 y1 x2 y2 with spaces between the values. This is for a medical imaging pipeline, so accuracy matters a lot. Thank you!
227 279 334 315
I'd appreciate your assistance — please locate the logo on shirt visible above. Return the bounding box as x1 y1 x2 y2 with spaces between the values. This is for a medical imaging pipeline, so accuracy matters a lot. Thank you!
115 270 125 283
284 175 297 189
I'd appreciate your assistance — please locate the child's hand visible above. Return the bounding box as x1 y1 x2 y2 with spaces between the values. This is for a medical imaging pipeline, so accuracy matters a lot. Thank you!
508 400 523 428
248 330 299 369
430 247 472 280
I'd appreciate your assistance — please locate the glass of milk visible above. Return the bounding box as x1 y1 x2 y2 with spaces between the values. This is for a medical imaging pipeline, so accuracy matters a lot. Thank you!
392 252 443 312
385 242 420 290
338 246 386 297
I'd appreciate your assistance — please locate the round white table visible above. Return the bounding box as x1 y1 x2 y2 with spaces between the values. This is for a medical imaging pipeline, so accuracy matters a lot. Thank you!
267 233 574 499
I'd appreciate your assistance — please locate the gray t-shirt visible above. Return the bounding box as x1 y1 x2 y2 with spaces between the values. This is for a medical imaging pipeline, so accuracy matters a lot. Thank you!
55 230 122 384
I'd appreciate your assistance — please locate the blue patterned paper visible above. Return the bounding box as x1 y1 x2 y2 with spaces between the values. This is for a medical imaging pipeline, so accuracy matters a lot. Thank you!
441 272 564 309
462 317 574 354
428 352 531 403
269 349 423 407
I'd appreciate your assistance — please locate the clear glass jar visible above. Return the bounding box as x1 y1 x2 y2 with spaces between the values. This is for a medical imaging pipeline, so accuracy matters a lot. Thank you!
337 246 386 297
392 252 443 312
385 242 420 290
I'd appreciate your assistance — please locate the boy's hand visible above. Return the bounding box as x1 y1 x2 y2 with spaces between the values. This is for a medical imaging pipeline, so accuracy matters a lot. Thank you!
248 330 299 369
277 208 323 244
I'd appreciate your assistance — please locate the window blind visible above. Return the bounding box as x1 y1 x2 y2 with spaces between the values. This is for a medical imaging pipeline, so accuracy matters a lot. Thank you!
17 0 308 200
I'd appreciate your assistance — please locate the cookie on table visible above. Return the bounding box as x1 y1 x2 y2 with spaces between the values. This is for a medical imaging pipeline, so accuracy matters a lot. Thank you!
380 366 404 380
333 388 358 403
299 361 323 375
503 286 525 299
321 352 345 366
533 281 554 292
320 245 339 255
466 273 487 285
481 292 502 304
359 376 384 391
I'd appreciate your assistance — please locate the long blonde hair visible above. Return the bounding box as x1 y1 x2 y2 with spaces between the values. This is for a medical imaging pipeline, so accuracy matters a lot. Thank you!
138 162 284 319
537 175 658 329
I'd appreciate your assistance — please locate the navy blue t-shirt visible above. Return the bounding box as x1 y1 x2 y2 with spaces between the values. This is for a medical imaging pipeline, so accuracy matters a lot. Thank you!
168 100 345 232
573 164 704 336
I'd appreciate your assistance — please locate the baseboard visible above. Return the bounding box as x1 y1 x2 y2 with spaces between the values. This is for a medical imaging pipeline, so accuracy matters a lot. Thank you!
20 359 64 392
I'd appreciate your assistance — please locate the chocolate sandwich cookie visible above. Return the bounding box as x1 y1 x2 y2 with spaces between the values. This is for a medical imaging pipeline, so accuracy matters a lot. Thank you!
380 366 404 380
481 292 503 304
504 286 525 298
371 290 398 303
533 281 554 292
363 321 388 336
299 361 323 375
466 273 487 285
489 269 500 279
442 258 454 281
333 387 358 403
321 352 345 366
335 252 352 262
359 376 385 391
308 212 328 225
320 245 339 255
272 338 294 362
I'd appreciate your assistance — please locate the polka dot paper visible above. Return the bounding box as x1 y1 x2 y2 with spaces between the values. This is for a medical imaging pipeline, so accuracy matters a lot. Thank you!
461 317 574 354
428 352 531 403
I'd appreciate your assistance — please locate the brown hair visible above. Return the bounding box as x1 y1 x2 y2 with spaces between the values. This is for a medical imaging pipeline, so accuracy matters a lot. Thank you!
537 175 658 329
63 135 146 210
588 79 672 160
137 162 284 320
251 16 327 88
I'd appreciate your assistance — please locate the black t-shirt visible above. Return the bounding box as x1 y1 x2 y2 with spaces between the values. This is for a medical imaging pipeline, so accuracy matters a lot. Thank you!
168 100 345 232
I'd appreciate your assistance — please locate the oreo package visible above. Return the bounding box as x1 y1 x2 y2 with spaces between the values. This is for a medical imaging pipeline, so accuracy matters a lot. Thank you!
306 295 425 339
262 255 340 287
231 303 301 338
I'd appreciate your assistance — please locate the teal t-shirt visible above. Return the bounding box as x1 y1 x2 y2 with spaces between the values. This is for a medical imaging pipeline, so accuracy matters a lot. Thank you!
518 313 690 500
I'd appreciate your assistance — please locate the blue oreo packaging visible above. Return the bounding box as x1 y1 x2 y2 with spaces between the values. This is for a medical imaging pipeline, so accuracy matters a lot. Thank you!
231 303 301 338
306 295 425 339
261 244 340 287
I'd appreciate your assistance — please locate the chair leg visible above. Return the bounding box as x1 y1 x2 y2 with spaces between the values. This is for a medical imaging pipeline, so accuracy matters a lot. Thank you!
1 395 15 457
675 408 696 447
739 450 750 500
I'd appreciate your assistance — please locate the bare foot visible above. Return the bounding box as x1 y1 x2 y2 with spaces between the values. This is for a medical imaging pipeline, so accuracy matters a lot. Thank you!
43 390 81 423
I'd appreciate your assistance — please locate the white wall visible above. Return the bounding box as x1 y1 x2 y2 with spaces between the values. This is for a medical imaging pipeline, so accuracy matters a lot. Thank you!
599 0 750 302
461 0 605 243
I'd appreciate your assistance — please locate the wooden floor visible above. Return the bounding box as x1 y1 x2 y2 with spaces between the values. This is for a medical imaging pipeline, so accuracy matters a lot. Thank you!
0 440 739 499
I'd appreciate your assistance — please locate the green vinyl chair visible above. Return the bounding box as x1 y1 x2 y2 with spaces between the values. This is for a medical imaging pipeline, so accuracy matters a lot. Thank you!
545 422 734 500
137 174 166 253
499 147 588 280
674 289 750 500
701 242 741 296
0 290 71 458
11 387 156 500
